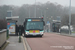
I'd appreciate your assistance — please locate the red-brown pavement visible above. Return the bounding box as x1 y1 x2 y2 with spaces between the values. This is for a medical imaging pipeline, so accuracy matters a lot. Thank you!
25 33 75 50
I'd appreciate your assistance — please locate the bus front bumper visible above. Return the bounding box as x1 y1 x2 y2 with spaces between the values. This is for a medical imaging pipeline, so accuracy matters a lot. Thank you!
26 33 43 36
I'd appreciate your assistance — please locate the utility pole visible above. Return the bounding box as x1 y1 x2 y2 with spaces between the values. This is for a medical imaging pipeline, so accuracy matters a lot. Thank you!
44 10 46 23
69 0 71 35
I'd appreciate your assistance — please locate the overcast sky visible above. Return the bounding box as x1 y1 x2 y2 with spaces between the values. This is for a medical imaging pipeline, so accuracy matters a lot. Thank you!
0 0 75 7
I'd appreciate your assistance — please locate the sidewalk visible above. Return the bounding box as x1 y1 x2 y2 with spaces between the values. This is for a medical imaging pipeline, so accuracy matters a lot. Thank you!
60 33 75 37
49 32 75 37
4 36 25 50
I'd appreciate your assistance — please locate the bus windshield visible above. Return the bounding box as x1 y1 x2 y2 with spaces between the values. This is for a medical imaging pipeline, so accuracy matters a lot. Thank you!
26 22 43 30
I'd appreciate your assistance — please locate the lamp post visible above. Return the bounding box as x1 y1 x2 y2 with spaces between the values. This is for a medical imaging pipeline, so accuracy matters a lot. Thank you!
69 0 71 35
44 8 48 32
44 8 48 23
50 16 53 32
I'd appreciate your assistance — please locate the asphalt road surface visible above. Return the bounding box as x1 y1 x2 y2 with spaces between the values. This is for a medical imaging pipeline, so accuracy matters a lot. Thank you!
25 33 75 50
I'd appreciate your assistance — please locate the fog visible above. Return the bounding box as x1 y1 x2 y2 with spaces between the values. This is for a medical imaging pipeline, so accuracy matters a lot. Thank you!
0 0 75 7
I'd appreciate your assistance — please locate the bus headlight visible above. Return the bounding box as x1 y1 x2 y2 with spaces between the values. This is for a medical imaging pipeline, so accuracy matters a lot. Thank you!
40 32 43 34
26 32 29 34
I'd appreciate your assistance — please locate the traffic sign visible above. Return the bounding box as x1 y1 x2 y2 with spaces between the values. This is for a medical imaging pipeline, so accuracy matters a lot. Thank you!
47 21 49 24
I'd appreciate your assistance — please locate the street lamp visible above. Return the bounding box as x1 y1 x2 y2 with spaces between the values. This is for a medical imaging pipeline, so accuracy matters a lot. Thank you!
44 8 49 32
69 0 71 35
44 8 48 23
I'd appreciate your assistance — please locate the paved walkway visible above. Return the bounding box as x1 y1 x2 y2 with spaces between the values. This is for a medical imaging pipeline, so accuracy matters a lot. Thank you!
48 32 75 37
71 33 75 36
4 36 25 50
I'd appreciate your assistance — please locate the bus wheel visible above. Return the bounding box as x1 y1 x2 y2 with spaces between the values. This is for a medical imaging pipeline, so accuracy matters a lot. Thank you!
24 33 27 37
39 35 43 37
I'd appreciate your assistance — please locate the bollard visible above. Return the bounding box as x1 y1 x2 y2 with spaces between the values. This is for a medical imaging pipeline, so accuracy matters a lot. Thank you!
19 36 21 43
7 29 9 39
19 29 21 43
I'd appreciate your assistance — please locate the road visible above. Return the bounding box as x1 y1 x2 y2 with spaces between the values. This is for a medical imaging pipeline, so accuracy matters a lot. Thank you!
25 33 75 50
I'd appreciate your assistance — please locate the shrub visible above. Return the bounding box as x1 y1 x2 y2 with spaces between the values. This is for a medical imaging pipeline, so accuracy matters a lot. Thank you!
0 19 7 29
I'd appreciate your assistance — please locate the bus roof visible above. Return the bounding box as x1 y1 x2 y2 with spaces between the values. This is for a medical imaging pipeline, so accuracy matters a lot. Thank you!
25 18 43 22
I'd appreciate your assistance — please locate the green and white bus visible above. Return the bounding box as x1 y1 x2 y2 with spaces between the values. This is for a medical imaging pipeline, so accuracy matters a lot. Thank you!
24 18 45 37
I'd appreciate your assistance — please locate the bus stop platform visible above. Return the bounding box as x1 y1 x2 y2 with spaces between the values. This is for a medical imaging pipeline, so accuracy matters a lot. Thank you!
4 36 25 50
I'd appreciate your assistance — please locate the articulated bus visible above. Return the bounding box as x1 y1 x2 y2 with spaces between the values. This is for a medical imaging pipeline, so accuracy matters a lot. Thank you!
23 18 45 37
52 20 61 32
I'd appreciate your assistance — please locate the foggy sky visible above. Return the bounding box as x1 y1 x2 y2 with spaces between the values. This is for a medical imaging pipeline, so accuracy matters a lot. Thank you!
0 0 75 7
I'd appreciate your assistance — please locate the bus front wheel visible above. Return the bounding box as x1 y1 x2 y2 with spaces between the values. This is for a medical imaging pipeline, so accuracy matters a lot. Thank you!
24 33 27 37
39 35 43 37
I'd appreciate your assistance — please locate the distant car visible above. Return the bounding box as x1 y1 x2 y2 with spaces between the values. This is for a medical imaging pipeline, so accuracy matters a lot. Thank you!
60 26 73 33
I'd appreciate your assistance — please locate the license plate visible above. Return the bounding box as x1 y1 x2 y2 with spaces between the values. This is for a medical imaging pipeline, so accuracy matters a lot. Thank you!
29 30 39 33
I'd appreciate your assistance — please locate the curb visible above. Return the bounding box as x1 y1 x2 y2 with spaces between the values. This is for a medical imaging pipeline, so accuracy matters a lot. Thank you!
22 36 31 50
49 32 75 37
60 34 75 37
21 36 27 50
24 37 31 50
0 41 9 50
